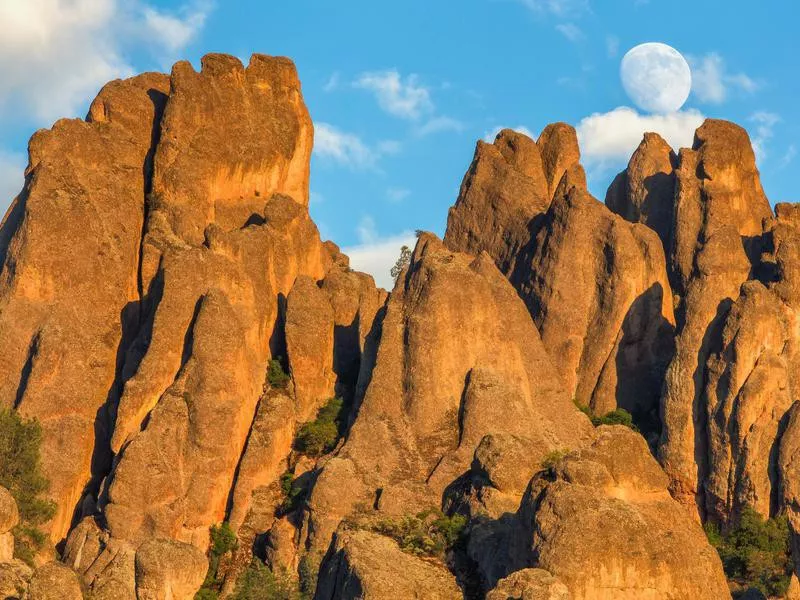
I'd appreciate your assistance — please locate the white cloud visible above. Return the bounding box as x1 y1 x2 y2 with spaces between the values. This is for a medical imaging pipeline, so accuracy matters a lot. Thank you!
516 0 589 17
0 0 211 123
690 53 759 104
576 106 705 168
387 188 411 203
377 140 403 155
556 23 583 42
606 35 620 58
0 151 26 219
354 70 433 121
343 230 417 290
780 144 797 169
414 116 465 137
323 72 340 92
483 125 535 143
314 123 378 169
141 2 208 53
749 111 780 164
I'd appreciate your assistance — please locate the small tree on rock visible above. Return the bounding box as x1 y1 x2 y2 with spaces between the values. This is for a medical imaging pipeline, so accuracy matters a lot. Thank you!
391 245 412 283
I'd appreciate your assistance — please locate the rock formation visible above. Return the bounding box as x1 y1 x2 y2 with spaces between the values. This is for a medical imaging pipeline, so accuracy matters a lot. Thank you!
0 53 796 599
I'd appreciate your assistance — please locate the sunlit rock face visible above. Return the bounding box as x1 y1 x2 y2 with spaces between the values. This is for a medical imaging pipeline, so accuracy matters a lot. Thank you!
0 52 792 599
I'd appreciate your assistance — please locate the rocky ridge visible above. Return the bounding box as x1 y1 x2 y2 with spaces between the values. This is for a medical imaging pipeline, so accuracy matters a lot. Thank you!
0 53 796 599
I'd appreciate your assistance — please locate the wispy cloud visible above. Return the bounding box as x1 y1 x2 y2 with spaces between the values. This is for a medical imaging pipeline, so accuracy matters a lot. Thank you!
689 53 759 104
606 35 619 58
386 188 411 203
749 111 780 163
314 123 378 169
354 70 433 121
323 72 340 92
556 23 583 42
414 116 465 137
515 0 589 17
780 144 797 169
142 1 209 54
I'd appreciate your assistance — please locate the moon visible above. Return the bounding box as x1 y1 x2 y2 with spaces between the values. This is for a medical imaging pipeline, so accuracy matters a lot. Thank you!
620 43 692 113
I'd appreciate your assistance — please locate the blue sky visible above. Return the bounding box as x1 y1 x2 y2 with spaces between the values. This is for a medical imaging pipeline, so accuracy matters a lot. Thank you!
0 0 797 288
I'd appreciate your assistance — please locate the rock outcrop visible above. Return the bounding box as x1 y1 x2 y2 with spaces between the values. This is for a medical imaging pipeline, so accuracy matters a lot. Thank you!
0 72 170 543
316 529 462 600
0 53 794 599
446 126 674 430
306 234 594 560
655 120 776 512
471 427 730 599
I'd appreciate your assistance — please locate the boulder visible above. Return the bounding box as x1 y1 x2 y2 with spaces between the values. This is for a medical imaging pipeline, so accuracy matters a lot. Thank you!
315 529 461 600
27 562 83 600
470 427 730 599
134 538 207 600
487 568 570 600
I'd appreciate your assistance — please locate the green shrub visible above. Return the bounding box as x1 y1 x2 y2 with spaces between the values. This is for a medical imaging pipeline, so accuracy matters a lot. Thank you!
278 471 305 515
298 554 319 598
704 506 792 597
573 400 638 432
210 522 238 556
369 508 467 560
231 560 299 600
294 397 345 458
541 449 569 471
594 408 636 429
196 522 238 597
268 359 290 389
0 409 56 566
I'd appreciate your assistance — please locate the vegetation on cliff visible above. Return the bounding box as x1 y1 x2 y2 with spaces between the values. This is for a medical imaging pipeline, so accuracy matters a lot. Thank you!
294 396 345 457
0 409 56 565
704 507 792 596
367 508 467 560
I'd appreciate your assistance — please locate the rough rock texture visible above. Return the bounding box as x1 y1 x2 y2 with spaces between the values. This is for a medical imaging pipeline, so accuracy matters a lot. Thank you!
0 54 791 598
537 123 584 202
0 72 170 542
134 538 207 600
0 560 32 598
27 562 83 600
605 132 677 253
702 281 795 522
315 529 462 600
0 487 18 562
470 427 730 599
286 275 336 422
519 187 675 422
486 569 570 600
307 233 593 558
658 120 775 512
140 53 313 288
446 126 671 426
444 129 549 276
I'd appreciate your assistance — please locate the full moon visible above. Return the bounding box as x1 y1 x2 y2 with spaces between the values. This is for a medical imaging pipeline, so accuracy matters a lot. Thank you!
620 42 692 113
